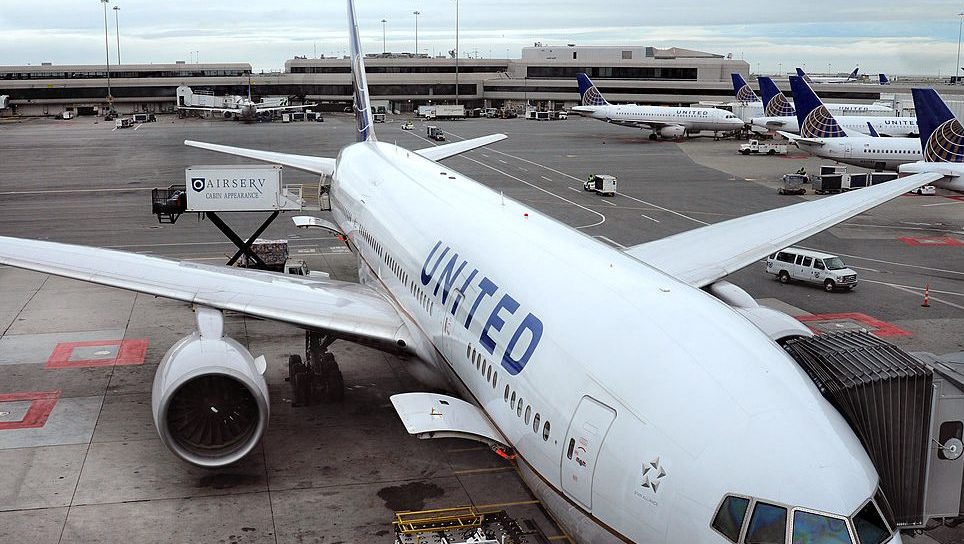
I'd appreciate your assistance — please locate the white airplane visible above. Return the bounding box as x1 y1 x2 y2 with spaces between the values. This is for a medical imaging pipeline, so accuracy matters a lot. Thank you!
176 84 311 122
752 77 914 136
898 88 964 192
0 1 942 542
797 66 859 84
756 76 892 119
570 73 746 139
780 76 921 170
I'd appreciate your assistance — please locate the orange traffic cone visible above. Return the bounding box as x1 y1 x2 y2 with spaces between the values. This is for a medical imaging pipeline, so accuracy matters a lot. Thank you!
922 284 931 307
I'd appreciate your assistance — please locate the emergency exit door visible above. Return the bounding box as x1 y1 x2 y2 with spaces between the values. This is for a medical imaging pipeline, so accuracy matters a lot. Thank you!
561 396 617 511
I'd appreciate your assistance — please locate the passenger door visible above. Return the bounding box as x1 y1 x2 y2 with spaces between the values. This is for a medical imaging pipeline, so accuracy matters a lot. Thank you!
561 396 617 511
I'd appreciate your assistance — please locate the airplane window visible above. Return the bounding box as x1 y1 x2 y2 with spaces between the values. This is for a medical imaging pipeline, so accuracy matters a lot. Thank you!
543 421 550 441
852 500 889 544
510 391 516 408
711 495 750 543
487 366 493 383
466 345 471 359
517 398 524 417
524 405 531 425
567 438 575 459
504 384 510 401
745 502 787 544
533 413 540 433
791 511 850 544
481 359 487 375
492 371 498 389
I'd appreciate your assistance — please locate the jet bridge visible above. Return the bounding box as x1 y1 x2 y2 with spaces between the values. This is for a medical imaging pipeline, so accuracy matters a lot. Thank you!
783 331 964 529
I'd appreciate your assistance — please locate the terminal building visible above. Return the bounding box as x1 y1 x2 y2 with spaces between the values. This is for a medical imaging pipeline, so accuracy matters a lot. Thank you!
0 45 946 118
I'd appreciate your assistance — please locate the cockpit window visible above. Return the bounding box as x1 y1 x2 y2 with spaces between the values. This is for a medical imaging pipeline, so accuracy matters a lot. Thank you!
746 502 788 544
791 510 851 544
853 501 889 544
712 496 750 543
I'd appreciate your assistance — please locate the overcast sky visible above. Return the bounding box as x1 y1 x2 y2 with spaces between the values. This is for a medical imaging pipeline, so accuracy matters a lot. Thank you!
2 1 964 76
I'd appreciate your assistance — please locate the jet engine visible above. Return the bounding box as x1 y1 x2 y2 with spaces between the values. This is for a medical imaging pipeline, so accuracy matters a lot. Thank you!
659 125 686 139
151 307 269 467
708 280 813 344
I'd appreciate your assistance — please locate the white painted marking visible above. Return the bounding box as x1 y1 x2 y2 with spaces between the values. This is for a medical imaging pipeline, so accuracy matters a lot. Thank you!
848 265 881 273
498 159 508 164
541 176 553 182
595 235 627 249
862 280 964 311
860 279 964 299
922 201 963 207
640 214 661 223
599 198 617 207
133 124 141 131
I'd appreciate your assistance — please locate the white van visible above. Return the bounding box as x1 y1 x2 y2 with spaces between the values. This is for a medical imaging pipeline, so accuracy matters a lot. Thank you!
766 247 858 292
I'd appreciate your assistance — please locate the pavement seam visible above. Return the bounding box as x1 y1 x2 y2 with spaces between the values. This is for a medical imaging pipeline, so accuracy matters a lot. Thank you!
1 274 48 338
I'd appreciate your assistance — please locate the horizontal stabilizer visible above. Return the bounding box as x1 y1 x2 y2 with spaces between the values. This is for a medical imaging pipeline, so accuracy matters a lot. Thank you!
184 140 336 176
415 134 507 161
390 392 509 449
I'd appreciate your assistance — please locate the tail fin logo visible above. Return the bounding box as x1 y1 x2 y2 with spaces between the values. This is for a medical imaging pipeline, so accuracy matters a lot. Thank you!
765 94 794 117
924 118 964 163
735 84 758 102
582 85 608 106
800 106 846 138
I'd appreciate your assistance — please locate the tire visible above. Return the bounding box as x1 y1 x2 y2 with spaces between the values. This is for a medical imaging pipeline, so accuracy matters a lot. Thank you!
824 279 836 292
778 271 790 284
288 354 303 380
767 149 776 155
649 133 658 141
740 150 750 155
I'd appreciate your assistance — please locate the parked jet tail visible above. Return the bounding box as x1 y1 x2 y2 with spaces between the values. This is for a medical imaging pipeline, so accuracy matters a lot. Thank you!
795 67 813 84
912 88 964 163
879 73 890 85
731 73 759 102
848 67 859 80
347 0 376 142
758 76 794 117
576 73 610 106
789 75 846 138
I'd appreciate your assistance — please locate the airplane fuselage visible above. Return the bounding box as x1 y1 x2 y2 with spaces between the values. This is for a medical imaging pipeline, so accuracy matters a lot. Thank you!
572 104 745 135
793 137 922 171
752 115 918 137
326 140 892 543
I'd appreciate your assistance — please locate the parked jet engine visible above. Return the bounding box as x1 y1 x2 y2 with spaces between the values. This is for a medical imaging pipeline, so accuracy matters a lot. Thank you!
151 307 269 467
659 125 687 139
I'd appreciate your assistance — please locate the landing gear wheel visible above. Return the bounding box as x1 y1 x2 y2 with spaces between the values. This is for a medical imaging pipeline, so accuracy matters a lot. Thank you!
778 271 790 284
288 354 311 407
649 133 658 141
321 354 345 402
824 279 836 292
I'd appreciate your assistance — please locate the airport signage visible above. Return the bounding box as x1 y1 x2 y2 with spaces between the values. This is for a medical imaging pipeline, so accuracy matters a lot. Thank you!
184 165 284 212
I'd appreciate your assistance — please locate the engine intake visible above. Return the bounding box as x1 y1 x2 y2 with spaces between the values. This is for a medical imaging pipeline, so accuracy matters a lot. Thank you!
152 307 269 467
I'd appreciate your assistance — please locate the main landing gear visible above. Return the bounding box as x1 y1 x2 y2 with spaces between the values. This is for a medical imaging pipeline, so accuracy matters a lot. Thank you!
287 331 345 406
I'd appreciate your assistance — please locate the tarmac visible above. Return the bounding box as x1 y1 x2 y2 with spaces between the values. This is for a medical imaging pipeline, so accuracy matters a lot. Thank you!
0 113 962 543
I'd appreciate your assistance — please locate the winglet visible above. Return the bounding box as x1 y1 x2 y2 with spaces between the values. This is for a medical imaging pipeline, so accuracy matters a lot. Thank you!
758 76 794 117
731 73 759 102
912 88 964 164
347 0 376 142
576 73 610 106
789 75 846 138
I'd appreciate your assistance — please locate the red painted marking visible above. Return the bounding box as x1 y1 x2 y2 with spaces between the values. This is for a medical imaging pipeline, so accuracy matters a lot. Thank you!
796 312 910 337
898 236 964 247
946 195 964 202
46 339 149 369
0 390 60 430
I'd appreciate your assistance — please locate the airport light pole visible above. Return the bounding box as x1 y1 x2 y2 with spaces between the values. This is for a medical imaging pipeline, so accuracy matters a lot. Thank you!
413 11 420 55
957 12 964 83
113 5 121 65
381 19 387 54
100 0 113 113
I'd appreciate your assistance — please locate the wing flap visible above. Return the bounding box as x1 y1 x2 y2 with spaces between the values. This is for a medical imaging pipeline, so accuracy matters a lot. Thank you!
0 236 408 349
184 140 336 176
415 134 507 161
623 172 943 287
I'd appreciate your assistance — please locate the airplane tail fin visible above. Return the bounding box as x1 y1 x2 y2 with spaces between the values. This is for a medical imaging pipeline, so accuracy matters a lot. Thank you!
848 67 859 80
912 88 964 163
789 75 846 138
758 76 794 117
879 73 890 85
576 73 610 106
731 73 758 102
795 67 813 84
347 0 376 142
866 122 880 137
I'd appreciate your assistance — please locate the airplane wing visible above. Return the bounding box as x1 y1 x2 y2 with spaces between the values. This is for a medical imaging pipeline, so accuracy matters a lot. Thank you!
177 106 243 114
777 131 825 147
184 140 336 176
415 134 507 161
254 105 312 113
622 172 943 288
0 236 410 351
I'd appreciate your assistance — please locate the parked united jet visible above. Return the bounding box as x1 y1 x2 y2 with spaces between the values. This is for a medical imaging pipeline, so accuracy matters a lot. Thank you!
780 76 921 170
797 66 859 84
570 73 745 139
0 1 941 542
898 88 964 192
176 84 310 122
752 77 897 133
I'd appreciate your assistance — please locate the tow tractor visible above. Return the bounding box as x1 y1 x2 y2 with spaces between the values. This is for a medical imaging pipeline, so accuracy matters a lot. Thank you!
583 174 617 196
739 139 787 155
427 125 445 141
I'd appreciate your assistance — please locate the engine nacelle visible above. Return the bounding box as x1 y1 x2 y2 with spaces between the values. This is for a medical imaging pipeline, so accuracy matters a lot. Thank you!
152 307 269 467
659 125 686 139
708 280 814 343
